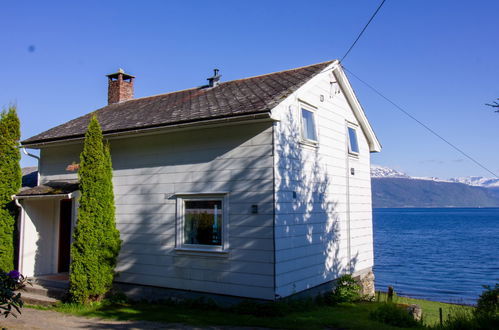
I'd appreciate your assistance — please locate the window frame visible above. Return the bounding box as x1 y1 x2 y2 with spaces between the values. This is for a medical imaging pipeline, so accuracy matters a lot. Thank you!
299 103 319 145
346 124 360 156
175 193 229 253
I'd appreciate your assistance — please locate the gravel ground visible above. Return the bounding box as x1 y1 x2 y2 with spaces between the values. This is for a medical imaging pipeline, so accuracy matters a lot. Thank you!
0 308 269 330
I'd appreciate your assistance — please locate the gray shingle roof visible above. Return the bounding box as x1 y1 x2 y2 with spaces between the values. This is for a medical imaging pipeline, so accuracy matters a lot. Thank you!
21 167 38 190
22 60 334 145
16 180 79 196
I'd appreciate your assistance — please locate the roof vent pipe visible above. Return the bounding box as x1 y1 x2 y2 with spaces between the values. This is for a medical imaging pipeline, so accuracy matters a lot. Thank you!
207 68 221 87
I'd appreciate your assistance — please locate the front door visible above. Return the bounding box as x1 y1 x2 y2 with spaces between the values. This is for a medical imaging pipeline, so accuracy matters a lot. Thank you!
58 199 72 273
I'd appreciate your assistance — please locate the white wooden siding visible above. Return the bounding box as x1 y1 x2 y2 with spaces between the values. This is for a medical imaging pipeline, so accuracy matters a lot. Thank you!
19 199 59 276
272 69 375 298
39 122 275 300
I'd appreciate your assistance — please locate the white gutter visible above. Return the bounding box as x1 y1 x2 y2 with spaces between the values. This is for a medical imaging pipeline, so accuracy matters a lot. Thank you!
13 197 25 274
12 192 75 201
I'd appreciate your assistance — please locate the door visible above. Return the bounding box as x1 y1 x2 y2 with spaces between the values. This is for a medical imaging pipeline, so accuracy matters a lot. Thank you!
58 199 72 273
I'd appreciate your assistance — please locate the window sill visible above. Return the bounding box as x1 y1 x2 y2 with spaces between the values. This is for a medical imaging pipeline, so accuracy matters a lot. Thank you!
348 152 359 160
299 140 319 149
174 247 229 258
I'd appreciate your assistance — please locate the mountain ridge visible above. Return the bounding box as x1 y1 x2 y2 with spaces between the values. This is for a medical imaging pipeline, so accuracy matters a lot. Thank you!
371 165 499 208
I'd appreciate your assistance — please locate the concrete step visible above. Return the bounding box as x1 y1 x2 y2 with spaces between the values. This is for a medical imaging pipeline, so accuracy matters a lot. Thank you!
20 292 60 306
20 283 67 300
32 278 69 290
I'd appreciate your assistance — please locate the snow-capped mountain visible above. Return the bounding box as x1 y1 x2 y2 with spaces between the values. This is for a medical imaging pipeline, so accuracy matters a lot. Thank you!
370 165 409 178
371 165 499 188
370 165 499 207
448 177 499 188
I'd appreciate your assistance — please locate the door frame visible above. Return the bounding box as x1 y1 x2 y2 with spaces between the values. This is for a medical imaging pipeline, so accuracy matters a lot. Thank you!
54 193 79 274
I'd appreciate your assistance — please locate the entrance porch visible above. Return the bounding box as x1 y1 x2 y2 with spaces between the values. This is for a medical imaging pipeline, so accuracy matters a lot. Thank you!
13 181 79 278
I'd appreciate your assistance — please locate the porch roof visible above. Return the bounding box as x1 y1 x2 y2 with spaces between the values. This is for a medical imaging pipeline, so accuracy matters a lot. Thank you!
15 180 79 198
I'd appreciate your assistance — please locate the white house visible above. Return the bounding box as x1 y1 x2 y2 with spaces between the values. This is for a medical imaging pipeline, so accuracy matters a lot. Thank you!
14 60 381 301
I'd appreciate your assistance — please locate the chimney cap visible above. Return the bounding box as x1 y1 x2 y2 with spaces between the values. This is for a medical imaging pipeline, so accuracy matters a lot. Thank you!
207 68 221 87
106 68 135 79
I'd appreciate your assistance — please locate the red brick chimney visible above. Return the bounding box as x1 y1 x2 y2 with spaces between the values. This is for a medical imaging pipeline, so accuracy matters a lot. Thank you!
106 68 135 104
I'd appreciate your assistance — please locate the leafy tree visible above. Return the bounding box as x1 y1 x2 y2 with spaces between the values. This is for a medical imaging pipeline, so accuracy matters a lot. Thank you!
0 106 21 272
69 115 121 303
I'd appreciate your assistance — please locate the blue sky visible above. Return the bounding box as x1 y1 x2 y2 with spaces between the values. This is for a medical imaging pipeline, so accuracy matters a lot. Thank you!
1 0 498 178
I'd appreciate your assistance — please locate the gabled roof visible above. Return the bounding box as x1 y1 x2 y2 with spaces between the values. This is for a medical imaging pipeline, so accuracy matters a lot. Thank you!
22 60 334 146
332 63 382 152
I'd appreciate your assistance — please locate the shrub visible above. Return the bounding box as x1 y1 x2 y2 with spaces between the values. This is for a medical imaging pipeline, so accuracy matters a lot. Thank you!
0 270 28 318
69 115 121 303
431 285 499 330
322 274 362 305
475 283 498 317
0 106 22 271
435 308 499 330
370 302 420 328
435 306 498 330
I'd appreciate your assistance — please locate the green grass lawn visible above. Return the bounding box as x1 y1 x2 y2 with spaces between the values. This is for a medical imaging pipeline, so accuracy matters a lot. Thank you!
28 294 474 330
32 301 405 330
376 292 474 326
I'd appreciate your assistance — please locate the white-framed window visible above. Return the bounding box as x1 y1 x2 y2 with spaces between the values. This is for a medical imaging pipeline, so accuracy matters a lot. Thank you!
347 126 360 155
175 193 229 252
300 105 318 143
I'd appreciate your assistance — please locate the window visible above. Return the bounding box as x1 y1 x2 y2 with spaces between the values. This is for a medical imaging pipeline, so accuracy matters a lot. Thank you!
300 107 318 142
347 126 359 155
176 194 228 252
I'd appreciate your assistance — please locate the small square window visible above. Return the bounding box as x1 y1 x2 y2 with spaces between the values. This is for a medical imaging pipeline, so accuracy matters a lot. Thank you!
348 127 359 154
301 108 318 142
184 200 222 246
176 194 228 252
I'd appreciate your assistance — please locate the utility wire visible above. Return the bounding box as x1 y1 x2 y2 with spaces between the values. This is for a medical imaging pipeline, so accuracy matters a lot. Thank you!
341 0 387 63
325 0 496 177
343 66 499 178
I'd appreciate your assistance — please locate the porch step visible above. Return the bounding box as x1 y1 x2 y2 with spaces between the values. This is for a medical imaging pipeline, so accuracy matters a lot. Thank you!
21 283 67 300
16 280 68 306
20 291 60 306
32 277 69 290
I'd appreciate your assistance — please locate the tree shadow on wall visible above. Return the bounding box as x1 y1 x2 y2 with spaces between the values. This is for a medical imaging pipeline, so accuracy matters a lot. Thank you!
274 109 358 295
110 122 277 300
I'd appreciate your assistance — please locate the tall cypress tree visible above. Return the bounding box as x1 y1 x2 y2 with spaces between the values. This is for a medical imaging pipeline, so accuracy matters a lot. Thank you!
69 115 121 303
0 106 21 272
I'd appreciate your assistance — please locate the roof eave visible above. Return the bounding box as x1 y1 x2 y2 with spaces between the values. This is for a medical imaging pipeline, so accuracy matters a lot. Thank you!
333 64 382 153
13 191 78 200
21 111 275 149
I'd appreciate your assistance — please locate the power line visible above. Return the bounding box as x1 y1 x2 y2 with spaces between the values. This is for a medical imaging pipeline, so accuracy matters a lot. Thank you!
341 0 387 63
326 0 496 177
343 66 499 178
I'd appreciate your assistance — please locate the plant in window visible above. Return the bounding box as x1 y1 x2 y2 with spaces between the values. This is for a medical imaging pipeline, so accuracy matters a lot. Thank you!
181 198 223 248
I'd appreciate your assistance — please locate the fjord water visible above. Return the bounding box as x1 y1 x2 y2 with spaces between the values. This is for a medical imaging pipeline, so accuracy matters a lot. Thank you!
373 208 499 305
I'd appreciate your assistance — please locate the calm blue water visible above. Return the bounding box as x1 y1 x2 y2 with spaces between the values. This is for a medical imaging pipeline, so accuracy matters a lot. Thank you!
373 208 499 305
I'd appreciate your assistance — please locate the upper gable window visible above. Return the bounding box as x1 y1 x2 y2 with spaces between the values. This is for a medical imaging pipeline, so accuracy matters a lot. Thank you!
347 127 359 155
300 107 318 143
